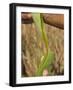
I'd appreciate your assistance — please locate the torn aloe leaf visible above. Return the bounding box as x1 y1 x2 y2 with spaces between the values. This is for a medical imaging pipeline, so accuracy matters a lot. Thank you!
36 51 55 76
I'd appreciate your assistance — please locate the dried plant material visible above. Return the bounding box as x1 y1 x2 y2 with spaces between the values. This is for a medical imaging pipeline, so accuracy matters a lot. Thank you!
21 13 64 77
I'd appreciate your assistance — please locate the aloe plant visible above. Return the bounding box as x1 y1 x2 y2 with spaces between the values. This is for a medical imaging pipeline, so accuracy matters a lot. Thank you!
32 13 55 76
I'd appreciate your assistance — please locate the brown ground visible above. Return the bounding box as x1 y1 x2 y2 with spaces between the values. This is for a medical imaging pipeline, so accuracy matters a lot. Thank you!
21 22 64 77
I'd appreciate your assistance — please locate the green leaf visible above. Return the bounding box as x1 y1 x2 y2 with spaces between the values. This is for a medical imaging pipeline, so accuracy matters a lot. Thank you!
36 51 55 76
32 13 48 51
32 13 42 33
32 13 55 76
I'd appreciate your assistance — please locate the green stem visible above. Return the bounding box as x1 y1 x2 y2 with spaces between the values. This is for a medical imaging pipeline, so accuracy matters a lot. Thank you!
40 14 49 52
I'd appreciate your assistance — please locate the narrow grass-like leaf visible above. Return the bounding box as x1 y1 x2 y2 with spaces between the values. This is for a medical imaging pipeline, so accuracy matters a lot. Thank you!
36 51 55 76
32 13 48 51
32 13 55 76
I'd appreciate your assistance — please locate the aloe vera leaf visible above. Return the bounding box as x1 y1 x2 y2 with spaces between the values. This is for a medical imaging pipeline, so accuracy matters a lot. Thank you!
32 13 48 51
36 51 55 76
